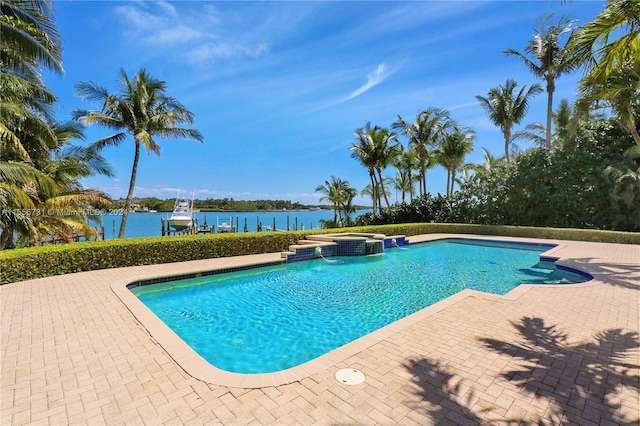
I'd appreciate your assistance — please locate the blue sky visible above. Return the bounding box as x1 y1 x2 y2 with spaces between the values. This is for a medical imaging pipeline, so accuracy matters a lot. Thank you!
46 0 604 204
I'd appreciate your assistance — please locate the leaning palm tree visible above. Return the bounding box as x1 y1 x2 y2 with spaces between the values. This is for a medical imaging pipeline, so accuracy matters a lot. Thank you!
392 108 453 196
476 79 543 164
570 0 640 147
570 0 640 84
438 126 475 196
1 0 62 161
0 0 63 79
577 59 640 147
73 68 205 238
504 14 580 149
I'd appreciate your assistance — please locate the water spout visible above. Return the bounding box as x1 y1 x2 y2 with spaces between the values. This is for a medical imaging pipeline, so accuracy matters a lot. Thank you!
391 238 408 250
314 246 344 264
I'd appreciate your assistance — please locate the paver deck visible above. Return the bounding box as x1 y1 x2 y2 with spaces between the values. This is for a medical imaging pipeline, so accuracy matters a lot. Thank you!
1 234 639 425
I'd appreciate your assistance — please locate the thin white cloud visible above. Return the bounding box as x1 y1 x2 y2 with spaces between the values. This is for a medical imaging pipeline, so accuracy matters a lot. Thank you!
188 41 269 65
311 62 400 112
343 63 396 102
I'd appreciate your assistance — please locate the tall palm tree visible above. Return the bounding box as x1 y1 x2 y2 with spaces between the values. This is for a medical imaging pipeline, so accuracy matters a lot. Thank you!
351 123 400 213
392 108 453 196
371 126 400 209
438 126 475 196
476 79 543 164
350 123 379 213
571 0 640 147
504 14 580 149
73 68 205 238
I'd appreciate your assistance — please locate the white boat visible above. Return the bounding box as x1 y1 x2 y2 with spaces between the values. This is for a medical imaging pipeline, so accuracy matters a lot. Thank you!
167 193 194 230
217 217 234 233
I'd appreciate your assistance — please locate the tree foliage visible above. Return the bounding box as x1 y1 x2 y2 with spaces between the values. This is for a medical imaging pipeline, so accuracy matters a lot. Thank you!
358 119 640 232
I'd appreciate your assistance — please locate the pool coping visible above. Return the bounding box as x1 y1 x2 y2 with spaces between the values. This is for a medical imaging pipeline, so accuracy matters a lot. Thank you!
110 234 600 389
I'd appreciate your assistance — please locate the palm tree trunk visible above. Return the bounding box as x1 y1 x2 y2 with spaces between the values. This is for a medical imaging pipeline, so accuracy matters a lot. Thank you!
504 130 511 165
422 170 427 196
622 119 640 147
445 170 451 196
118 141 141 239
0 226 14 250
631 126 640 148
376 168 391 208
450 169 456 195
545 77 554 150
408 170 414 202
369 170 377 213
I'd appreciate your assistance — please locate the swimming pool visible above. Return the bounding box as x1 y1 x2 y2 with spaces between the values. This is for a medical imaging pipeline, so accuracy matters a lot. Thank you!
128 238 590 374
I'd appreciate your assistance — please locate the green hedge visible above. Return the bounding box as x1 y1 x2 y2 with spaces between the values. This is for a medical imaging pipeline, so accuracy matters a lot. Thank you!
1 223 638 284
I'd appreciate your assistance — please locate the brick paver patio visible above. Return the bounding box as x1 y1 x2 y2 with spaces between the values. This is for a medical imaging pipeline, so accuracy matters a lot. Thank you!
1 234 638 425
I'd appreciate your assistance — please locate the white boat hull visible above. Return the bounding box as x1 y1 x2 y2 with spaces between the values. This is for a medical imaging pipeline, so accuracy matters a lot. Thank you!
167 217 193 230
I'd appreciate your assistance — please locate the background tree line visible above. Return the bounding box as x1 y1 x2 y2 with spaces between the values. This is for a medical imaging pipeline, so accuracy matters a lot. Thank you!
118 197 328 212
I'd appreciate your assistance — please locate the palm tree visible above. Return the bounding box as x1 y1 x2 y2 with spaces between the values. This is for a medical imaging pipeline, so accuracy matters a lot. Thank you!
0 0 63 79
392 108 453 196
466 147 504 174
438 126 475 196
1 0 62 162
512 99 579 149
570 0 640 147
315 176 355 226
512 122 546 149
394 147 419 202
0 0 71 249
73 68 205 238
476 79 543 164
350 124 379 213
577 59 640 147
504 14 580 149
0 161 55 249
570 0 640 84
392 170 414 203
351 123 400 213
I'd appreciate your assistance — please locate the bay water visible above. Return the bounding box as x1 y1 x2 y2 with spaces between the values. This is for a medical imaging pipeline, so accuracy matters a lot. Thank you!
97 209 370 239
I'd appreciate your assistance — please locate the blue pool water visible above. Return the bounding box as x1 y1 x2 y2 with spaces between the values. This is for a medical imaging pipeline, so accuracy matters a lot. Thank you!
130 239 589 374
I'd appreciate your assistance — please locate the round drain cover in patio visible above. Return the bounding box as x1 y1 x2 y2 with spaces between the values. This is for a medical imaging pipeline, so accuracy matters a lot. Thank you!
335 368 365 385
